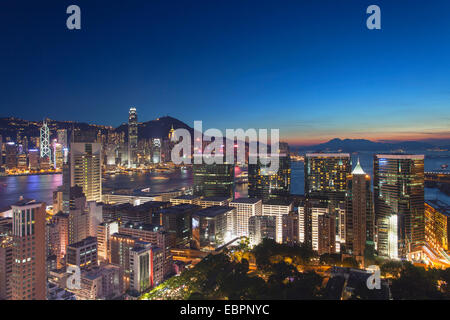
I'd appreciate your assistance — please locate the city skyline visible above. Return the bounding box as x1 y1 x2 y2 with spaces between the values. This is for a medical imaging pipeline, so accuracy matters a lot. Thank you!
1 1 450 146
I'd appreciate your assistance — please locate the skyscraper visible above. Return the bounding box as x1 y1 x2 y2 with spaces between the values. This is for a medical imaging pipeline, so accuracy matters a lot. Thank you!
40 120 51 160
345 159 374 263
304 153 351 200
70 142 102 202
193 162 235 198
11 199 46 300
373 154 425 259
304 153 351 252
57 129 68 148
5 142 17 170
248 144 291 203
128 107 138 168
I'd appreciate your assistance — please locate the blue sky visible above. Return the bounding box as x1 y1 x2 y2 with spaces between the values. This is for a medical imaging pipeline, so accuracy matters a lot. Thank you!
1 0 449 145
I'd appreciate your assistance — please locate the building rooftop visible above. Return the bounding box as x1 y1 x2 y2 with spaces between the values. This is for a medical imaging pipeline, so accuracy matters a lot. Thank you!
306 153 350 158
121 222 163 232
426 200 450 217
173 195 201 200
230 198 261 204
375 154 424 160
68 236 97 249
11 198 42 207
195 205 234 218
160 203 200 214
351 158 366 175
200 196 230 202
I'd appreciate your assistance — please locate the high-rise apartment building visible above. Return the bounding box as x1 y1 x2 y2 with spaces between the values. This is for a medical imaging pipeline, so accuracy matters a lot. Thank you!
229 198 262 238
97 221 119 264
249 215 276 247
248 144 291 202
0 235 13 300
304 153 351 199
70 142 102 202
373 154 425 259
11 199 46 300
68 186 90 245
345 160 374 262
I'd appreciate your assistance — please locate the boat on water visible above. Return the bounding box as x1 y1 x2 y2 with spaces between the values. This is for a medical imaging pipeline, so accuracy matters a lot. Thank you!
442 164 448 170
151 176 170 180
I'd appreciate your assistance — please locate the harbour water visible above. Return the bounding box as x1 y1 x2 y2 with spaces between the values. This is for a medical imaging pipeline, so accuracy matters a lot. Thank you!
0 150 449 209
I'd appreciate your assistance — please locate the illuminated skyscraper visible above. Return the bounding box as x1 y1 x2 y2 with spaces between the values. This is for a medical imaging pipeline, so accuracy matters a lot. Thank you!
373 154 425 259
70 142 102 202
11 199 46 300
128 107 138 168
304 153 351 199
304 153 351 252
193 162 235 198
248 143 291 202
39 120 51 160
57 129 68 148
345 159 374 262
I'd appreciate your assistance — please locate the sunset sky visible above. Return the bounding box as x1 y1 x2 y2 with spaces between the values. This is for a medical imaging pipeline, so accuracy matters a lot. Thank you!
1 0 449 146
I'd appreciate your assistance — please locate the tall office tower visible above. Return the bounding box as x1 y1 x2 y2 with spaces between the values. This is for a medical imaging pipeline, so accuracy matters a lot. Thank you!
28 148 40 171
151 138 161 164
57 129 68 148
110 233 138 292
0 235 13 300
191 206 235 250
53 142 63 169
68 186 90 245
40 120 51 160
304 153 351 250
304 153 351 199
61 162 71 213
17 153 27 170
129 242 165 294
159 204 200 247
51 212 69 269
5 142 17 169
118 224 175 279
128 107 138 168
249 215 277 247
193 162 235 198
0 135 2 166
70 142 102 202
374 154 425 259
87 201 103 238
248 145 291 202
317 212 336 255
345 160 374 262
229 198 262 238
11 199 46 300
97 221 119 263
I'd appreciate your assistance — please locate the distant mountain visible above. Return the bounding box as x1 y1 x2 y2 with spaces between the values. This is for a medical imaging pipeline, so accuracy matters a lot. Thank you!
297 138 435 153
0 116 193 142
115 116 193 141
